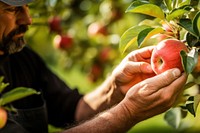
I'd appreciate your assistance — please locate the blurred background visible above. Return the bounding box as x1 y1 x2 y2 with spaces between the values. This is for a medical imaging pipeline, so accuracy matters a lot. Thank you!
25 0 200 132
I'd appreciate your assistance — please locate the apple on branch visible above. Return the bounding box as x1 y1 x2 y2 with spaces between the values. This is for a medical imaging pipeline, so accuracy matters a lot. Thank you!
151 39 188 74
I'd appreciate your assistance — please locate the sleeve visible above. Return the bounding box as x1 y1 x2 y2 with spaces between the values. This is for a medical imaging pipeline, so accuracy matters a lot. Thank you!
25 47 83 127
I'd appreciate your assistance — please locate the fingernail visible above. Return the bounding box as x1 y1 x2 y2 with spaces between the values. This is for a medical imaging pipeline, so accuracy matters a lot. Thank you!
172 69 181 77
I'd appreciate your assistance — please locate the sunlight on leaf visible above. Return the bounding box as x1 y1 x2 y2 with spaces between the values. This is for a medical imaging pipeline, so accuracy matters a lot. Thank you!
137 28 154 48
137 27 164 47
164 0 173 11
119 25 149 54
178 0 191 8
166 9 189 21
126 3 165 19
138 18 161 27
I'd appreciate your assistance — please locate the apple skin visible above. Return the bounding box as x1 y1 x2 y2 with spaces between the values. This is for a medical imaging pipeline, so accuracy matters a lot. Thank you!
0 108 7 129
151 39 188 74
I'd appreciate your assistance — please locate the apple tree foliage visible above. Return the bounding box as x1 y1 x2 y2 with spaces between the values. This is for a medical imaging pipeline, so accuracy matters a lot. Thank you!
119 0 200 129
25 0 142 84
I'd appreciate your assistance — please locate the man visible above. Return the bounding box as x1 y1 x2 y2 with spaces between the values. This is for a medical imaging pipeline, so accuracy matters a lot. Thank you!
0 0 188 133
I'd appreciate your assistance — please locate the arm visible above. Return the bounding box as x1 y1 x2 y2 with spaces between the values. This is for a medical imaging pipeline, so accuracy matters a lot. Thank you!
64 68 187 133
75 46 155 121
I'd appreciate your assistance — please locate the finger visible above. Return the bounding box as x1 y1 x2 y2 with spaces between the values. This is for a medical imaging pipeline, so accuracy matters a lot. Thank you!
163 72 187 96
128 46 155 61
138 68 182 95
157 73 188 109
150 68 181 88
127 62 154 74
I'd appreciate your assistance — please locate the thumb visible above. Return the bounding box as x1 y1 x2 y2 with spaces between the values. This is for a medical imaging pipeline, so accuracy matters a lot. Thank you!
147 68 181 89
137 68 182 96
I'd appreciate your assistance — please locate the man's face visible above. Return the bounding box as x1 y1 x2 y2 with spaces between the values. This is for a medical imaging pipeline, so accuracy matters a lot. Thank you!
0 2 32 54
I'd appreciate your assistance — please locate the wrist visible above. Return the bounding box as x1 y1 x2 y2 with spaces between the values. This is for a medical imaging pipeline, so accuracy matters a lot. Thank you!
120 99 141 125
103 76 125 105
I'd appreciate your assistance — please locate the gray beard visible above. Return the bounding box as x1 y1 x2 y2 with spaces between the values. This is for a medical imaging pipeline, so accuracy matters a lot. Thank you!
7 38 26 54
0 37 26 54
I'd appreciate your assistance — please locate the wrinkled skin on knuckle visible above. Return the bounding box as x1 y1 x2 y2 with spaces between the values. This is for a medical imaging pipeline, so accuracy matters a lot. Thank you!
126 81 159 108
138 81 158 97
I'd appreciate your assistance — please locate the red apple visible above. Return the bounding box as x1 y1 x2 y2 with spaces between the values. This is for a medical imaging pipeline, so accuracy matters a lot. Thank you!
48 16 62 34
53 34 73 50
151 39 188 74
0 107 7 129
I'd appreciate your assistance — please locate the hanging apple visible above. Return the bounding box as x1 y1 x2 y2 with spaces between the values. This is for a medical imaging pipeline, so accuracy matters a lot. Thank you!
151 39 188 74
48 16 62 34
53 34 73 50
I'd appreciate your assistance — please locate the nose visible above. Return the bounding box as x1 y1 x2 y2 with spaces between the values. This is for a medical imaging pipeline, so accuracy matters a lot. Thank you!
16 6 32 25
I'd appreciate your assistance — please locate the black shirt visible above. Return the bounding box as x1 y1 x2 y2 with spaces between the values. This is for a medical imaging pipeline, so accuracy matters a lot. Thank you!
0 46 83 128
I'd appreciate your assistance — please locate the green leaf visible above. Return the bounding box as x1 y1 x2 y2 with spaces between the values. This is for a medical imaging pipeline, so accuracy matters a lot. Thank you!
164 107 182 129
0 87 40 106
185 95 200 117
163 0 173 11
137 28 154 47
0 76 9 93
119 25 150 54
186 33 200 47
166 9 189 21
126 2 165 19
183 82 196 90
181 48 198 74
192 11 200 36
179 19 196 36
178 0 191 7
137 27 164 47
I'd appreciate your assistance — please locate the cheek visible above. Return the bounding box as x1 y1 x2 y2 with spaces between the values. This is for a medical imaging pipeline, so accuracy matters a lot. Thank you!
0 15 16 40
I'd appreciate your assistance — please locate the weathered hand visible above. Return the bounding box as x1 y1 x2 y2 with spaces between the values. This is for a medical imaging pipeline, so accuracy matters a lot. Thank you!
112 46 155 94
121 68 188 123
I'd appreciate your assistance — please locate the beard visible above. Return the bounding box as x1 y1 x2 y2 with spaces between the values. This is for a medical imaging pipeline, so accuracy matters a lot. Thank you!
0 25 28 55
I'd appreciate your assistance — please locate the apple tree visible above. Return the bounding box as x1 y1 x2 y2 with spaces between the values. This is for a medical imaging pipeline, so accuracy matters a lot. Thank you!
26 0 143 84
119 0 200 130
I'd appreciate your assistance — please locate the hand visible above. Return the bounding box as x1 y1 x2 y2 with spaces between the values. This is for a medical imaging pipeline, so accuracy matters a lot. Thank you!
121 68 188 123
112 46 155 94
